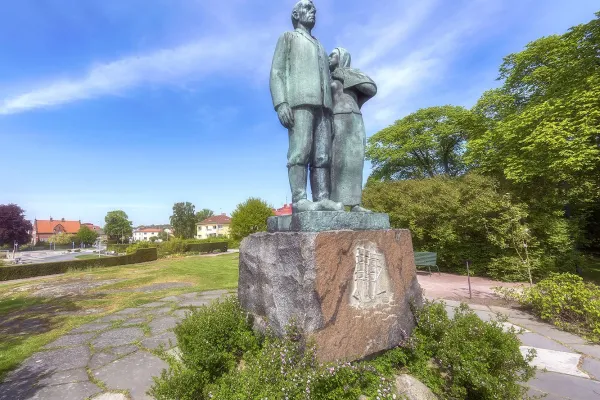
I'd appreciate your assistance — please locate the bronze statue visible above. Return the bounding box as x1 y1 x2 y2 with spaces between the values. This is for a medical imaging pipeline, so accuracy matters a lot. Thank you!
329 48 377 211
270 0 343 213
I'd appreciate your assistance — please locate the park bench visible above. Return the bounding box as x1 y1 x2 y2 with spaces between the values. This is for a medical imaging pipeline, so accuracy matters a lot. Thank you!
414 252 440 275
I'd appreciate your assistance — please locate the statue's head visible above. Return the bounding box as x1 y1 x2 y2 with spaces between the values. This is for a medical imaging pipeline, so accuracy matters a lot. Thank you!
329 48 351 71
292 0 316 30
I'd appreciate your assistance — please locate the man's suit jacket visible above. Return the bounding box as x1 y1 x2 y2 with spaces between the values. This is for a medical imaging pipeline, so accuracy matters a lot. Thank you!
270 29 332 111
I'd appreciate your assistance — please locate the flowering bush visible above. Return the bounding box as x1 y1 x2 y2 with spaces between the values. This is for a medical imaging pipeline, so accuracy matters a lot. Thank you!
497 273 600 342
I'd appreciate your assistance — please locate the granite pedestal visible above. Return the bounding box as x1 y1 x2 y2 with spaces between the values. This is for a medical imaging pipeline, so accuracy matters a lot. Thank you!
238 228 423 362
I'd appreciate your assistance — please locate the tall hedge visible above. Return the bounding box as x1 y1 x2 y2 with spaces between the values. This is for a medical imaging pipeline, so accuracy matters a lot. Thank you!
0 248 157 282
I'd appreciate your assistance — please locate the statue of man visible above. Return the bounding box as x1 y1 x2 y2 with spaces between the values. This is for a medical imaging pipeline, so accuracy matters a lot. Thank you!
270 0 343 213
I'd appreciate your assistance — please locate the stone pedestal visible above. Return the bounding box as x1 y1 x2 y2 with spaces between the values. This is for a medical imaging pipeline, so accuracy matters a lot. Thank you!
267 211 390 232
238 229 423 362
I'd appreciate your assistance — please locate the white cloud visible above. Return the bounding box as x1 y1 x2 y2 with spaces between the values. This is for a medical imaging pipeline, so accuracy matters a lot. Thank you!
352 0 504 131
0 32 272 115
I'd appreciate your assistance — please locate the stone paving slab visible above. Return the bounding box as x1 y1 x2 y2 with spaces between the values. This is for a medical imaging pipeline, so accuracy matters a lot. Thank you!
528 371 600 399
158 295 180 302
570 343 600 359
519 332 573 353
144 306 172 316
44 332 96 349
88 351 120 370
122 317 148 327
70 322 113 333
5 346 91 382
110 344 139 356
37 368 89 386
92 394 128 400
140 301 169 308
92 327 144 349
141 331 176 350
149 316 178 335
178 299 210 308
114 307 144 315
28 381 102 400
582 356 600 380
94 351 168 400
97 314 127 323
521 346 589 378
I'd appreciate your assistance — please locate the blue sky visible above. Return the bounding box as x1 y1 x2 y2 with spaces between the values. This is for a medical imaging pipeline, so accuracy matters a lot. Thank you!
0 0 598 227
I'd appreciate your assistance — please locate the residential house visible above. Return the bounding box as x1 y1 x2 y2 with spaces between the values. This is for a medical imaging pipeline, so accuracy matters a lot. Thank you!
133 228 163 242
32 218 81 244
82 223 107 241
273 203 292 216
196 214 231 239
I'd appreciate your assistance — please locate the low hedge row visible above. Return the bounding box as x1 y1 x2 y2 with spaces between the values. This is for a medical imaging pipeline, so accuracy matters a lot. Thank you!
187 242 228 253
0 248 158 282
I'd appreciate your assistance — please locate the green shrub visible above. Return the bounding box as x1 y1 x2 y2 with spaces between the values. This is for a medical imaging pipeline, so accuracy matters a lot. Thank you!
0 248 157 281
151 298 534 400
363 173 575 281
150 297 260 399
373 301 535 399
497 273 600 342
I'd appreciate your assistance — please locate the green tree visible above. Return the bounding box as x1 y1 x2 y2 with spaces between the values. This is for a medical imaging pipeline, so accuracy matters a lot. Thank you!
76 225 98 246
467 13 600 249
48 232 75 246
367 106 485 180
196 209 214 224
158 230 170 242
104 210 133 243
230 198 274 241
170 202 196 239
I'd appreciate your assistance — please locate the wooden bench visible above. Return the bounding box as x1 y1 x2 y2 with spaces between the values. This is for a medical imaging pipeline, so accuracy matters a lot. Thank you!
414 252 440 275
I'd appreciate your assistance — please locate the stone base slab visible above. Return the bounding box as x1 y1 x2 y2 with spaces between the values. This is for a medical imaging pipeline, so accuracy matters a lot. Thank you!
238 229 423 362
267 211 390 232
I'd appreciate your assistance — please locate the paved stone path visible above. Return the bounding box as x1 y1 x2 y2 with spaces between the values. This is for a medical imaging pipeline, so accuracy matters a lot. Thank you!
0 290 230 400
1 286 600 399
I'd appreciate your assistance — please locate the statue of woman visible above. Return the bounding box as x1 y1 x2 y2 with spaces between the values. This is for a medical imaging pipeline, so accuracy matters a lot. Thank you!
329 47 377 212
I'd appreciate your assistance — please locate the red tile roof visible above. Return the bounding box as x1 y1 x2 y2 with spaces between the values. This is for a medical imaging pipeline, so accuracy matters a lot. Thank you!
136 228 163 233
35 219 81 234
274 204 293 216
199 214 231 225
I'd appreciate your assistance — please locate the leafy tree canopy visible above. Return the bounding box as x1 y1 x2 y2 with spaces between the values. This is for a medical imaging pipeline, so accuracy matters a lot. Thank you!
467 12 600 209
196 209 215 224
170 202 197 239
76 225 98 246
0 204 33 246
230 198 274 241
104 210 133 243
367 105 485 180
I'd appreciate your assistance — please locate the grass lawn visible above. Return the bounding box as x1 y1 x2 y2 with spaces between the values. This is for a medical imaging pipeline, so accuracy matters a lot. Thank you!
0 253 239 381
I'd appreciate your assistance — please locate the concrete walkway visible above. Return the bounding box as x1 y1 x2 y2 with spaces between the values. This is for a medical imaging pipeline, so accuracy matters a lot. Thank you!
1 277 600 399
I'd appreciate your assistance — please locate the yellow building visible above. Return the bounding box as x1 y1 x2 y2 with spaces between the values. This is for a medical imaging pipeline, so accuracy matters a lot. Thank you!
196 214 231 239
